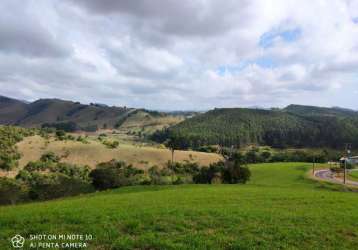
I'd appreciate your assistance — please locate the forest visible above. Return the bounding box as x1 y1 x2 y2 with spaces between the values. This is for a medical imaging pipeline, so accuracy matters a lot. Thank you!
151 105 358 149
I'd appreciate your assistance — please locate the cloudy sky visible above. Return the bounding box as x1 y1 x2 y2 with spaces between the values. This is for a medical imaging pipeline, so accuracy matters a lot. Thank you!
1 0 358 110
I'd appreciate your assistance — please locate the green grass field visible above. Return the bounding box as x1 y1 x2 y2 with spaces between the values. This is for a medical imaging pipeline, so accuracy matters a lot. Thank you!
348 170 358 182
1 163 358 249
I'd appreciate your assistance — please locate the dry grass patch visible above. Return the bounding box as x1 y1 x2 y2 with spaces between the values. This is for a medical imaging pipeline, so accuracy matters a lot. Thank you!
16 136 221 171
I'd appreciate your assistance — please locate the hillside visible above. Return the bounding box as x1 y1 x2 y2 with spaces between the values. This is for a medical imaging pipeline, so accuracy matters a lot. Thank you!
117 110 185 136
0 96 28 124
152 105 358 149
1 163 358 249
0 96 185 133
0 96 132 130
14 135 220 172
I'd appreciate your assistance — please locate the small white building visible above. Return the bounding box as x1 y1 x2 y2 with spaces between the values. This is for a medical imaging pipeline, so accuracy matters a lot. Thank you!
340 156 358 165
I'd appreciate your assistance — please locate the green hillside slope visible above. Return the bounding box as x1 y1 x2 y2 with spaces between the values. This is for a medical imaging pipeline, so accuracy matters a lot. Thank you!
1 163 358 249
152 106 358 149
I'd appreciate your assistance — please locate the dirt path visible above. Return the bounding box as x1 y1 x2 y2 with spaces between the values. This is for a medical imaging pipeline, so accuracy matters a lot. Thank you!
314 169 358 186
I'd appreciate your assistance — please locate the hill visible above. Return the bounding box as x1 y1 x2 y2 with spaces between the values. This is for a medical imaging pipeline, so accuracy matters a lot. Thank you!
0 96 186 133
152 105 358 149
284 104 358 117
14 135 220 172
0 96 28 124
1 162 358 249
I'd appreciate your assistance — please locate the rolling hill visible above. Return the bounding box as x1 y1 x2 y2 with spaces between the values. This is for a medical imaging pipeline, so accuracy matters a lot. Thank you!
0 96 131 129
0 96 186 132
152 105 358 149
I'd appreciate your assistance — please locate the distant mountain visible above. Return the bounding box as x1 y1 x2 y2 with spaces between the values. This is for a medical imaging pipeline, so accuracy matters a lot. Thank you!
0 96 28 124
0 96 133 130
152 105 358 149
0 95 186 132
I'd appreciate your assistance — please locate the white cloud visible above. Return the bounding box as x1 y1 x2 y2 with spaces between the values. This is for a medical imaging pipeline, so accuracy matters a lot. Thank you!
0 0 357 109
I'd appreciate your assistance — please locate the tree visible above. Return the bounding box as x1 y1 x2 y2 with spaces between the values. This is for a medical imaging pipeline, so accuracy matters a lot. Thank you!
0 177 27 205
222 162 251 184
165 138 181 163
89 160 143 190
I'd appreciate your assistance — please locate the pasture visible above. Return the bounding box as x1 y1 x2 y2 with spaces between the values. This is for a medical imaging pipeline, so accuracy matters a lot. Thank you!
1 162 358 249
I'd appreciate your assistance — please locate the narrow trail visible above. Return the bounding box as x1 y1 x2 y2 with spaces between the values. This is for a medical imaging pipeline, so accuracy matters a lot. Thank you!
314 169 358 186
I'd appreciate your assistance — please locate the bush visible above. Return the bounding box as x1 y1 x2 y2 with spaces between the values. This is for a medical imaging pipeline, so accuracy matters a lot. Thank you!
28 173 94 201
53 163 91 182
42 122 79 132
90 160 143 190
16 158 93 202
260 151 271 162
222 163 251 184
102 140 120 149
245 150 262 164
167 161 200 175
197 145 218 153
55 130 66 140
193 161 251 184
24 161 52 172
0 177 28 205
77 136 89 144
147 165 175 185
193 166 212 184
0 154 20 171
40 152 60 163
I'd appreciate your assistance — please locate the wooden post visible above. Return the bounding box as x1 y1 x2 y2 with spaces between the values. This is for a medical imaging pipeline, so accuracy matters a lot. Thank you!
312 157 315 175
344 158 347 184
171 148 174 164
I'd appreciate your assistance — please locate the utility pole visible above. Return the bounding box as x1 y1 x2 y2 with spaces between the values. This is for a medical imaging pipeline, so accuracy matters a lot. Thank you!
344 143 352 184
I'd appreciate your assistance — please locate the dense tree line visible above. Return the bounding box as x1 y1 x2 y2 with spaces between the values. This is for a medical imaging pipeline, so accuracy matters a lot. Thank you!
0 153 251 205
151 107 358 150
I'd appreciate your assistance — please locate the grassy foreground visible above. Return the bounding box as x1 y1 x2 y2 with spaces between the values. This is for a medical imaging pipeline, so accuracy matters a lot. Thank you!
1 163 358 249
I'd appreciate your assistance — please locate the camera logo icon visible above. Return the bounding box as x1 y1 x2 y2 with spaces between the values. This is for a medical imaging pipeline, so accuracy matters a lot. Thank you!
11 235 25 248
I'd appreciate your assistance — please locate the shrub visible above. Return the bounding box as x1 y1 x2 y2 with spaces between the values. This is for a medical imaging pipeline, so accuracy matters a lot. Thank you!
24 161 52 172
148 165 175 185
102 140 120 149
28 173 94 201
245 150 262 164
77 136 89 144
167 161 200 175
42 122 79 132
52 163 91 182
0 177 28 205
193 161 251 184
260 151 271 162
40 152 60 163
0 154 20 171
222 162 251 184
90 160 143 190
193 166 212 184
55 130 66 140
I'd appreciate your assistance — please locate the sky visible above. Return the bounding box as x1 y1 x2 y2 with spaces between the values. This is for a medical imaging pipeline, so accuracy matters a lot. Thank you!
0 0 358 110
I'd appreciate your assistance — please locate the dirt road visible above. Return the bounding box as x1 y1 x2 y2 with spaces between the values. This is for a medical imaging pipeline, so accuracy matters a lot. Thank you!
314 169 358 186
